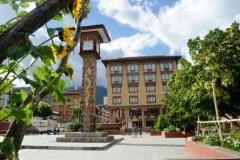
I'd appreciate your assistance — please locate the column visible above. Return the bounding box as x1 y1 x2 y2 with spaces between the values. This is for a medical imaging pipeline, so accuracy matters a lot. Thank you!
141 108 144 129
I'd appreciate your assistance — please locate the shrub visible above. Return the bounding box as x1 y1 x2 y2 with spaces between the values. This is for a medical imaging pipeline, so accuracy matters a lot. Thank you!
194 135 204 142
230 127 240 140
203 135 221 146
96 124 104 132
164 125 176 132
68 122 81 132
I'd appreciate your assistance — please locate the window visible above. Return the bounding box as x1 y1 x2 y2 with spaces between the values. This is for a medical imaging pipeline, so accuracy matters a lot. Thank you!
146 85 155 92
162 73 171 81
112 97 121 105
144 63 156 72
129 86 138 93
129 96 138 104
67 98 71 102
83 40 93 50
110 65 122 73
127 64 139 73
128 75 138 83
147 95 156 103
144 74 156 82
160 62 173 71
111 76 122 84
112 87 121 94
163 85 170 93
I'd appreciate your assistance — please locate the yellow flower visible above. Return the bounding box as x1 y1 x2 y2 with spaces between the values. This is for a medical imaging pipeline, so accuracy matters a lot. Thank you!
66 61 72 69
51 45 59 59
63 25 74 47
59 47 68 59
72 0 83 20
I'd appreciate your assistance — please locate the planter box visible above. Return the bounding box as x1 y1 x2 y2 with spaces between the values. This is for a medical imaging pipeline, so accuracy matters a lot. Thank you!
150 130 162 136
161 131 185 138
185 137 240 159
161 131 195 138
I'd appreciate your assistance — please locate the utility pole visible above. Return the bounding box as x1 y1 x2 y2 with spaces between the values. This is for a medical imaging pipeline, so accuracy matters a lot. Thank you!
211 81 223 146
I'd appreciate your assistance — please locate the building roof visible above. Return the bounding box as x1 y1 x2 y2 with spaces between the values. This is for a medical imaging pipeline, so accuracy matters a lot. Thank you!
101 55 182 65
81 24 111 43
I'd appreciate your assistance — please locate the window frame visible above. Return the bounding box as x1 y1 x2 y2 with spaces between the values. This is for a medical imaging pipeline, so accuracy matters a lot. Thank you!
147 95 156 103
146 85 156 92
112 96 121 105
144 63 156 72
129 96 138 104
129 86 138 93
112 87 121 94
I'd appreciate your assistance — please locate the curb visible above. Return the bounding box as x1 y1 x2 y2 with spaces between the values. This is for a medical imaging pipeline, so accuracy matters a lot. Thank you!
21 138 124 151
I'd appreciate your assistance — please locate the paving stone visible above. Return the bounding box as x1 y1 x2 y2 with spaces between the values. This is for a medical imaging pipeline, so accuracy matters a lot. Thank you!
19 134 192 160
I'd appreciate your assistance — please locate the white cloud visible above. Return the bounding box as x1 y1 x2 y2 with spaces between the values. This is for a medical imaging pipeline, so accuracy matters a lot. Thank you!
101 33 158 57
97 0 240 60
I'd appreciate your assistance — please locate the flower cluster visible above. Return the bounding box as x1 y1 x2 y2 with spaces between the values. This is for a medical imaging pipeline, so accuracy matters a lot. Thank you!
63 25 74 47
72 0 83 20
50 45 68 60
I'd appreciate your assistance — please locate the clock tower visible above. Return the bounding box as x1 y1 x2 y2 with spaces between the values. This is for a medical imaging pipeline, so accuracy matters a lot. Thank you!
80 25 110 132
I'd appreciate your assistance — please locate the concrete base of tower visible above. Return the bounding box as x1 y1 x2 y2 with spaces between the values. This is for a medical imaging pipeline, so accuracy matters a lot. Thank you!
56 132 114 143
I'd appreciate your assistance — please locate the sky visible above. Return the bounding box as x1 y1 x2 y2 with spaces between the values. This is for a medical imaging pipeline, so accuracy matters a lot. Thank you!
1 0 240 88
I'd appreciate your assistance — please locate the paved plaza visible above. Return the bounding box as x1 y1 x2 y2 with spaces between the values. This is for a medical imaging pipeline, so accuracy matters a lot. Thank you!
18 134 192 160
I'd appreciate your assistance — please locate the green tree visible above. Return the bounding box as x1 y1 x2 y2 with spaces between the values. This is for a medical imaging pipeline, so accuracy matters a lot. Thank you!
0 0 90 159
36 101 53 118
155 22 240 131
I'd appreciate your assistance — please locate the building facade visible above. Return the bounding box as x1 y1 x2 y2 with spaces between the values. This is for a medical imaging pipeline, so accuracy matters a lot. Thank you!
51 89 81 122
102 56 181 130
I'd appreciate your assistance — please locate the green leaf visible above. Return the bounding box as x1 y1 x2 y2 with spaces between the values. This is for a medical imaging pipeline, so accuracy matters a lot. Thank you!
35 0 45 6
37 46 54 65
33 66 48 81
64 66 73 80
19 2 29 7
22 109 32 125
19 11 28 17
49 81 66 104
0 137 15 159
58 79 66 92
53 13 63 22
8 61 20 73
11 109 26 122
0 108 12 121
0 64 8 74
9 89 28 104
51 71 59 78
8 39 32 60
0 0 10 4
0 80 12 94
12 4 19 12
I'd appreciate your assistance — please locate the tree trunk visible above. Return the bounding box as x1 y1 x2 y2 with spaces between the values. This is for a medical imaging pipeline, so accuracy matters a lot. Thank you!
0 0 73 63
5 121 25 160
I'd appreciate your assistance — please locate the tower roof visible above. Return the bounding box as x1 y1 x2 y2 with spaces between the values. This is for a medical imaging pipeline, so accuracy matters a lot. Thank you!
81 24 111 43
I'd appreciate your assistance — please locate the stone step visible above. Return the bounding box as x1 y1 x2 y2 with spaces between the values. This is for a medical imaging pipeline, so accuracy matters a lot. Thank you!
64 132 108 138
56 136 114 143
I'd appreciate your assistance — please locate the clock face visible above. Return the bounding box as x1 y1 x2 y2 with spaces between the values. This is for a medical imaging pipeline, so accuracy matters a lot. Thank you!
83 40 93 51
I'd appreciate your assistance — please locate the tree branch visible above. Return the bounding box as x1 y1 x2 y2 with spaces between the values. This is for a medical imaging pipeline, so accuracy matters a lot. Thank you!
0 0 73 63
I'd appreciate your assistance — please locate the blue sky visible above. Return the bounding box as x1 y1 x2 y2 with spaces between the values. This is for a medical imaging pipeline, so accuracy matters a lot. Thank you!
1 0 240 87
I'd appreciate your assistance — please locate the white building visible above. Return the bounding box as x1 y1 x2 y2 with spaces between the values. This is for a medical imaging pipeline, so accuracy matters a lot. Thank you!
0 94 9 107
